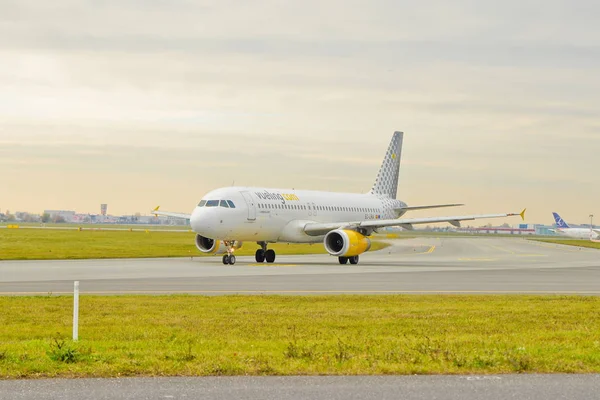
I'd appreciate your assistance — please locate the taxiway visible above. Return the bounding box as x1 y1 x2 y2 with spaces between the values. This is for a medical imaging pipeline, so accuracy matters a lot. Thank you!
1 237 599 295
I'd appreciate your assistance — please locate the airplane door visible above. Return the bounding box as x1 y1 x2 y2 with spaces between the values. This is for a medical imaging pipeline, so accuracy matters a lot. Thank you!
312 202 317 216
240 191 256 221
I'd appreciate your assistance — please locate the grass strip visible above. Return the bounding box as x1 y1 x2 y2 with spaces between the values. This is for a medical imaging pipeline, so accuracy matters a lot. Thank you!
1 223 190 231
1 295 599 378
0 229 388 260
531 239 600 250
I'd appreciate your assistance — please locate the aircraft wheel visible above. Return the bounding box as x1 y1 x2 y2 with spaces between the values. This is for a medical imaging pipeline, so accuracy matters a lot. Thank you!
349 255 359 265
265 249 276 263
338 257 348 264
255 249 265 263
222 254 230 265
229 255 236 265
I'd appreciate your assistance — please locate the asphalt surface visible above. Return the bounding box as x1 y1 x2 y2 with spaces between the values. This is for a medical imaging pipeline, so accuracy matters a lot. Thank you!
1 375 599 400
1 237 599 295
2 238 600 398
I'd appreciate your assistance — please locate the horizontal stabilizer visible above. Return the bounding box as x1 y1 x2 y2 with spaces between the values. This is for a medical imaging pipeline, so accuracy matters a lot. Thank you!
395 203 464 212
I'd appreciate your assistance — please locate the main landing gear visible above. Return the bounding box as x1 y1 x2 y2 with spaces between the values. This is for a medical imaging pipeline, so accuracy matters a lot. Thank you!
255 241 276 263
221 241 237 265
338 255 359 265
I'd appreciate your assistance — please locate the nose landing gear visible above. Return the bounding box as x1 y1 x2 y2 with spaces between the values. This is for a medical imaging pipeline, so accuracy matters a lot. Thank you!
222 254 236 265
255 242 276 263
222 241 238 265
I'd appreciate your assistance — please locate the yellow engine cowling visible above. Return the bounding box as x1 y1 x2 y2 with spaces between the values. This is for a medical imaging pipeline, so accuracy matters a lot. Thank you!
195 234 242 254
323 229 371 257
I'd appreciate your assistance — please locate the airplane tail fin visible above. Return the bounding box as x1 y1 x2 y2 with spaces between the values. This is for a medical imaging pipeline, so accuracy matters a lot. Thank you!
552 212 570 229
369 131 403 199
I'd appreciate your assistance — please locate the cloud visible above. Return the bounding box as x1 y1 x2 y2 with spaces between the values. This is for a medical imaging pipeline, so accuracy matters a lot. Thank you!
1 0 599 222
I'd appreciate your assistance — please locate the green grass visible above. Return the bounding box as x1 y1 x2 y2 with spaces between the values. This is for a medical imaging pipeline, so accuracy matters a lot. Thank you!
1 295 600 378
0 229 389 260
531 238 600 250
1 222 191 231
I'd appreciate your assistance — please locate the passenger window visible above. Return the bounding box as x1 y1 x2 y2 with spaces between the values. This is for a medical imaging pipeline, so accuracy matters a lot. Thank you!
205 200 219 207
198 200 207 207
227 200 236 208
220 200 229 208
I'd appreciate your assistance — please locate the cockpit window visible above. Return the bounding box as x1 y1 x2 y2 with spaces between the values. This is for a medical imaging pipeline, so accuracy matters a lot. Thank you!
198 200 207 207
227 200 236 208
205 200 219 207
219 200 230 208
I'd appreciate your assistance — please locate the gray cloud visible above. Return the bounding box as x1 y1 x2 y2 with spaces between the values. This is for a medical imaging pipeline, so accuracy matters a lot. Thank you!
1 0 599 221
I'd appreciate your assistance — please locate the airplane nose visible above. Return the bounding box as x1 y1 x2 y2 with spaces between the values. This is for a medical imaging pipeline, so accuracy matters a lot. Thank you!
190 208 203 233
190 207 215 234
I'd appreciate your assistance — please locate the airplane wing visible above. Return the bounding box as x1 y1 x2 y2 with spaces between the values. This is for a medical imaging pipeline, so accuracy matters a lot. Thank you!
150 206 191 220
303 209 526 236
395 203 464 212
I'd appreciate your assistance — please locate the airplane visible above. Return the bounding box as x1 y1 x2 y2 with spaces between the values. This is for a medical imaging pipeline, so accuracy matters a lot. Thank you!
153 131 525 265
551 212 600 240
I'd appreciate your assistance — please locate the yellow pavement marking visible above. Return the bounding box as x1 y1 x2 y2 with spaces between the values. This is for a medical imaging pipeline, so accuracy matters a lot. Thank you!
490 245 516 254
413 245 436 255
490 246 548 257
458 258 498 262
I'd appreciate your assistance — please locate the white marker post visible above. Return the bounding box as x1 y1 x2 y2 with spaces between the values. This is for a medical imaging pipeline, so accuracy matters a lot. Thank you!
73 281 79 341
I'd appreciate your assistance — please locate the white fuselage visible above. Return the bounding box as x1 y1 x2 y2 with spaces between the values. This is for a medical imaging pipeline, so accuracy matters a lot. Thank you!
190 186 407 243
555 228 600 240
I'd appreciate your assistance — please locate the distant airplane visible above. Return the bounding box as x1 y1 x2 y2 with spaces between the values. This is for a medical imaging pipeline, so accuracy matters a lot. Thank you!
551 212 600 240
153 131 525 265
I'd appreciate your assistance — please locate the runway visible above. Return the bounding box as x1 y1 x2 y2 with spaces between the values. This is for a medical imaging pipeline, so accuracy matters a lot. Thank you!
2 375 599 400
1 237 599 295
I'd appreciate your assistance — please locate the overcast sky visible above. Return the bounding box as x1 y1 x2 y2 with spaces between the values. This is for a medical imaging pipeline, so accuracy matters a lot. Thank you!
1 0 599 224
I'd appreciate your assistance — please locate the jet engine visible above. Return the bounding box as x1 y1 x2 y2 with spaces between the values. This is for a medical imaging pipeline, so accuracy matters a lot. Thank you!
195 234 242 254
323 229 371 257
